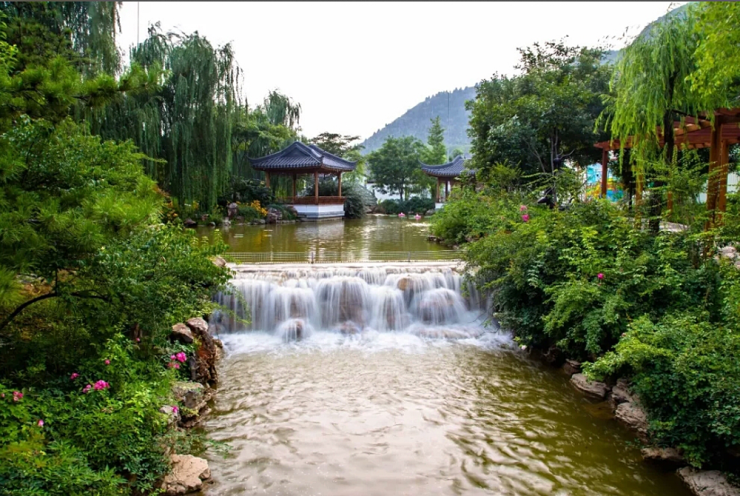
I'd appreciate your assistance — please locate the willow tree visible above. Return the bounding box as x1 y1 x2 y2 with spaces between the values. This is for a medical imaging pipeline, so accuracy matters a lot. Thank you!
602 6 699 232
94 26 241 209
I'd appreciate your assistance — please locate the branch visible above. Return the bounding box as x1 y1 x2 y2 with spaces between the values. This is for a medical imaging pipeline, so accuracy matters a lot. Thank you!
0 291 110 333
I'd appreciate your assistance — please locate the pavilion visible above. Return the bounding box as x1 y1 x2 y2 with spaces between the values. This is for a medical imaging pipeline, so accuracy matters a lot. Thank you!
249 141 356 221
594 108 740 228
420 155 471 211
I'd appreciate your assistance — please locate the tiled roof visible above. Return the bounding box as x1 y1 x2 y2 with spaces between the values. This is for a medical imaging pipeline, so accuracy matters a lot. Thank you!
420 155 470 178
249 141 356 172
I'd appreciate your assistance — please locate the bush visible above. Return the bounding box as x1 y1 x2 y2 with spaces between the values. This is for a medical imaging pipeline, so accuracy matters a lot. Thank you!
377 197 435 216
300 179 365 219
219 176 273 207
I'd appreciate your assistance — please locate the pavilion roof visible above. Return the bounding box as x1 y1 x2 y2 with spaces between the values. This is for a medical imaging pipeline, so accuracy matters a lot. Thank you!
249 141 356 172
420 155 470 178
595 108 740 151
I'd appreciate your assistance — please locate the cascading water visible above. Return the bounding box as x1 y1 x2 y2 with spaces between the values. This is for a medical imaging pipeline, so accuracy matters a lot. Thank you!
210 265 486 340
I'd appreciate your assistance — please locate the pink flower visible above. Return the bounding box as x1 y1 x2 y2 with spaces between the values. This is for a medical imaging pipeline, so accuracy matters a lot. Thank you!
520 205 528 212
93 380 110 391
175 352 187 363
597 273 604 280
414 214 421 220
398 212 405 218
170 355 176 361
82 384 92 394
521 214 530 222
136 337 141 342
12 391 23 402
37 419 44 427
70 372 79 380
104 359 110 365
1 393 4 398
172 406 179 414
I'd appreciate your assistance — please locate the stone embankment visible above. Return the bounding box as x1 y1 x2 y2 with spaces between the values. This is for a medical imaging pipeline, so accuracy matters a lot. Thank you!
562 361 740 496
160 315 225 495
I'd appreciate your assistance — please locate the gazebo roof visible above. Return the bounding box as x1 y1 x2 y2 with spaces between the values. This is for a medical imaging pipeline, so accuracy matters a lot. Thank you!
420 155 469 178
249 141 356 172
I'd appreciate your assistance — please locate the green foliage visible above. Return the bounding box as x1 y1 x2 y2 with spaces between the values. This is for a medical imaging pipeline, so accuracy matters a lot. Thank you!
467 40 611 187
377 197 434 216
367 135 427 200
219 176 273 206
422 116 447 165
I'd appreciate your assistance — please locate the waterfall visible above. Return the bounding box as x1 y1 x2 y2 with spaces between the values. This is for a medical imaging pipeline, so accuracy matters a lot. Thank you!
210 266 486 340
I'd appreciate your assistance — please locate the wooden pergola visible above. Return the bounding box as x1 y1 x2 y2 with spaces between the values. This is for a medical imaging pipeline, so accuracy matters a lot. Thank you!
249 141 356 205
594 108 740 225
420 155 469 203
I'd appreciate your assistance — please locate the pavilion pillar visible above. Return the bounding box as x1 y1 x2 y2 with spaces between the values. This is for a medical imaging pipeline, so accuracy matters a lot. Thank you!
600 148 608 198
337 172 342 197
706 120 723 229
292 173 297 200
717 131 730 225
437 177 441 202
314 170 319 205
265 171 270 189
445 180 449 200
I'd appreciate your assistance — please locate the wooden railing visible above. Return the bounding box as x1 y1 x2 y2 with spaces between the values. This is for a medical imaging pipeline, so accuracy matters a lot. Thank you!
276 196 345 205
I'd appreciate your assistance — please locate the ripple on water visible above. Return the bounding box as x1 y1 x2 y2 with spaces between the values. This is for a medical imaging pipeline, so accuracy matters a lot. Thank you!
203 331 690 496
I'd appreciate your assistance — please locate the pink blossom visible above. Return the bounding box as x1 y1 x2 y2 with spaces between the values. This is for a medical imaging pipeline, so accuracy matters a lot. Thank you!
104 359 110 365
70 372 79 380
170 354 176 361
521 214 530 222
172 406 179 414
414 214 421 220
93 380 110 391
519 205 528 212
136 337 141 342
597 273 604 280
37 419 44 427
12 391 23 402
1 393 4 398
175 352 187 363
82 384 92 394
398 212 405 218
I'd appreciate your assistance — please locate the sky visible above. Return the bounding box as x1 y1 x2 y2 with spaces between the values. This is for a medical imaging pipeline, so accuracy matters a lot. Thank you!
117 1 684 141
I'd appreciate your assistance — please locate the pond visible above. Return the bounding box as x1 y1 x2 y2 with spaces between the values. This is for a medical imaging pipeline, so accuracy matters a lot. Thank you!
201 262 691 496
195 216 444 257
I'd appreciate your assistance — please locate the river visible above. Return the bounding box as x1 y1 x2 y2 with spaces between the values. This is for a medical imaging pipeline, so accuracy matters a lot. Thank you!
200 219 689 495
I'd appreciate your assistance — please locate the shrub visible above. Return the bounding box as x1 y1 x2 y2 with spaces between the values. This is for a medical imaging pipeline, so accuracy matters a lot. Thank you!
377 197 434 216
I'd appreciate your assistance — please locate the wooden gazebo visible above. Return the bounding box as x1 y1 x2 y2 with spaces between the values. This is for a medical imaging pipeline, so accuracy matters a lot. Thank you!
249 141 356 221
420 155 470 211
594 108 740 226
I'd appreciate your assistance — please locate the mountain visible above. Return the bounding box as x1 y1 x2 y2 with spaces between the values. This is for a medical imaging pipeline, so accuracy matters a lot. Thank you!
360 86 477 155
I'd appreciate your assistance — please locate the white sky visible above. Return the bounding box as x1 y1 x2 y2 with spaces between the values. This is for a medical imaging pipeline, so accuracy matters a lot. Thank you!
117 1 683 141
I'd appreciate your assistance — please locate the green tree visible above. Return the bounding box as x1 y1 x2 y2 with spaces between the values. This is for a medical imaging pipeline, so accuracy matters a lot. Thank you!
602 7 700 231
309 132 361 157
467 40 611 200
368 135 425 201
423 116 447 165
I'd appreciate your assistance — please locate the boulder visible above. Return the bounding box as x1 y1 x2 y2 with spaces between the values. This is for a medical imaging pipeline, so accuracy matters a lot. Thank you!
256 218 266 225
159 405 181 427
397 277 411 291
677 467 740 496
570 373 610 400
615 401 649 438
563 359 581 376
641 447 685 468
171 323 194 344
720 246 737 259
172 381 211 414
425 209 435 216
211 256 227 268
185 318 219 385
185 317 209 335
222 218 231 227
286 205 299 217
208 222 216 227
608 378 634 409
162 454 211 495
183 218 197 228
227 202 238 218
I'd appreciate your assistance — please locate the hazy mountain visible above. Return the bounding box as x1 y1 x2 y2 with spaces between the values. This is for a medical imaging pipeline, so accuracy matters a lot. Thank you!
360 86 477 156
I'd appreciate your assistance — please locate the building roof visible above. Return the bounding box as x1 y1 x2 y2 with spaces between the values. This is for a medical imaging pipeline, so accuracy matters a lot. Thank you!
420 155 470 178
249 141 357 172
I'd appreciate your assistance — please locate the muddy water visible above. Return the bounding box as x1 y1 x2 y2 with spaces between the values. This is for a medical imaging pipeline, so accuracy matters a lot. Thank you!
203 332 689 496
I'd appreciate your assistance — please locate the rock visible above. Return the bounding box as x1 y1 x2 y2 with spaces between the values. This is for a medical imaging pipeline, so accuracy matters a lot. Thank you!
563 359 581 376
186 317 209 335
185 318 219 385
200 214 209 222
608 378 634 409
227 202 238 218
397 277 411 291
236 215 244 222
641 447 685 468
222 218 231 227
256 218 266 225
172 381 211 414
677 467 740 496
159 405 181 427
425 209 435 216
266 213 279 224
162 454 211 495
615 401 649 438
570 373 610 400
286 206 299 217
211 256 227 268
208 222 216 227
212 337 223 349
543 345 565 367
427 235 441 243
339 321 362 335
720 246 737 259
183 218 197 228
171 323 194 344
